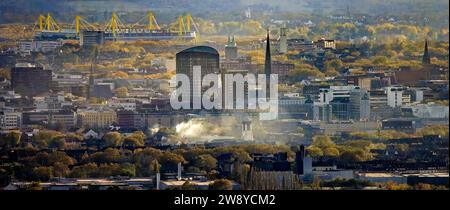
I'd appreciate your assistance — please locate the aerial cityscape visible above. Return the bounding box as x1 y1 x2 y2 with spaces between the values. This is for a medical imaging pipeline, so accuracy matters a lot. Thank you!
0 0 448 191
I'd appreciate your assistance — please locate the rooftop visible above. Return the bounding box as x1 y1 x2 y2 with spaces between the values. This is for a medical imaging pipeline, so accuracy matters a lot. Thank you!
178 46 219 55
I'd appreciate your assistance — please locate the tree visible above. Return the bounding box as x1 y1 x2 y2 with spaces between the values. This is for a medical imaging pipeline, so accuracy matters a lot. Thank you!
114 87 128 98
48 151 76 166
339 148 372 162
123 131 146 147
322 147 340 156
209 179 233 190
112 71 129 79
395 144 409 153
414 183 434 190
103 132 123 147
32 166 53 181
150 159 161 174
32 130 63 148
120 163 136 177
324 68 340 77
415 125 449 138
306 146 323 157
159 152 185 172
0 131 22 148
181 181 197 190
194 154 217 172
288 63 325 81
48 138 66 150
324 59 344 72
242 20 265 35
69 163 98 178
0 169 11 188
384 181 411 190
32 151 76 167
123 136 144 147
311 176 321 190
9 131 21 146
312 135 335 148
89 148 122 163
27 182 43 190
53 162 70 177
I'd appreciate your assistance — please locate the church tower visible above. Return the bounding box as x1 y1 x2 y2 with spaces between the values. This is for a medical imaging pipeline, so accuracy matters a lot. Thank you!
422 39 431 65
225 35 238 60
264 29 272 97
264 29 272 77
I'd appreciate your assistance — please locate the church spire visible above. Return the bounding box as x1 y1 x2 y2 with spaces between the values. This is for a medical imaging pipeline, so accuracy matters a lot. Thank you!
422 39 431 65
87 47 98 100
264 29 272 77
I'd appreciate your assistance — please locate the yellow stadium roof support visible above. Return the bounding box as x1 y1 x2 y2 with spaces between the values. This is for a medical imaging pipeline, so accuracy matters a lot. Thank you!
186 14 192 32
131 11 160 31
44 13 60 32
185 13 200 37
178 15 185 36
148 11 161 30
74 15 97 34
104 12 125 37
39 15 45 31
75 15 80 34
111 12 118 36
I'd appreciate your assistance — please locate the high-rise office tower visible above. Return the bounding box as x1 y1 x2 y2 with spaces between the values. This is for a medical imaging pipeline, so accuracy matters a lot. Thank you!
11 64 52 97
349 88 371 121
176 46 220 109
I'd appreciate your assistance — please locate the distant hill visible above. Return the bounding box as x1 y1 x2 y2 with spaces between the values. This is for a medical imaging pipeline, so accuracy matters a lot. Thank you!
0 0 448 24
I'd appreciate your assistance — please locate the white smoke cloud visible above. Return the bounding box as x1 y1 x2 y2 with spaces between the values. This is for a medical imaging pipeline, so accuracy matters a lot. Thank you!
175 119 208 139
174 116 241 142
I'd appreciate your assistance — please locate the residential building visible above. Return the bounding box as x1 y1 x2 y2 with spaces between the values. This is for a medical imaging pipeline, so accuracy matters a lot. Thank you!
18 40 62 55
78 108 117 129
0 109 21 130
316 38 336 50
386 86 410 108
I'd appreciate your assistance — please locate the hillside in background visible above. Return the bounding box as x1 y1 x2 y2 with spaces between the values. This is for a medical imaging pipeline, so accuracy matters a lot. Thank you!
0 0 448 24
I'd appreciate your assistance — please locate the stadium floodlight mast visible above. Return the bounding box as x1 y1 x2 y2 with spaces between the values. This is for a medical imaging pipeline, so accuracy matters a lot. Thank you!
170 65 278 119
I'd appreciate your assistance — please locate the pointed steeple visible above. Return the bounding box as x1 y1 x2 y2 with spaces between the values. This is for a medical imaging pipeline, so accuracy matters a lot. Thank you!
422 39 431 65
264 29 272 77
87 47 98 100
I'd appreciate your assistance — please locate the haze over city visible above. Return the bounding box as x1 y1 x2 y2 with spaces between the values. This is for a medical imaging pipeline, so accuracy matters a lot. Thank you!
0 0 448 191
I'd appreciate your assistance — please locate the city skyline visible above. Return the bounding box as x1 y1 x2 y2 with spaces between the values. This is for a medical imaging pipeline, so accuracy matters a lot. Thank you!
0 0 448 193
